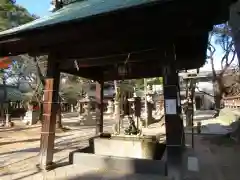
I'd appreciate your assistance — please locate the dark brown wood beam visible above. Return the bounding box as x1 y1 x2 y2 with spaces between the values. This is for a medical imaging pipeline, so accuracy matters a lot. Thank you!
162 64 185 155
56 33 207 71
58 48 168 67
59 55 205 81
60 67 102 81
39 54 60 169
50 32 208 61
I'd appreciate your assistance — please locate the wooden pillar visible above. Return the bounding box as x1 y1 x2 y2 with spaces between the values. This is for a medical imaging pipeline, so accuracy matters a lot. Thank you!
163 65 184 155
39 55 60 169
95 80 104 134
230 1 240 65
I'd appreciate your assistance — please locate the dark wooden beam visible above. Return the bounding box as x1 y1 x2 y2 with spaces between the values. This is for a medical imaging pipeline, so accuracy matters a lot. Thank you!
162 64 185 156
56 33 207 78
60 67 102 81
59 54 205 81
39 54 60 169
51 32 208 62
58 48 168 67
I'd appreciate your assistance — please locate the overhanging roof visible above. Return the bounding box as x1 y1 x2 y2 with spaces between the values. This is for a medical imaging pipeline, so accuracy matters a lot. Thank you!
0 0 236 80
0 0 234 52
0 0 161 38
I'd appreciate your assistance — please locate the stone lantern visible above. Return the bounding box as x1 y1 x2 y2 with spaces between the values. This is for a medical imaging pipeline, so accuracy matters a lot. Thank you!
78 95 98 126
145 85 155 126
23 102 40 125
106 100 114 115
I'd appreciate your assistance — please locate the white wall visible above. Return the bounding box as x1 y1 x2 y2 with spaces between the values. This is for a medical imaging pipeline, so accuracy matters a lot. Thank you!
195 81 214 96
195 81 214 110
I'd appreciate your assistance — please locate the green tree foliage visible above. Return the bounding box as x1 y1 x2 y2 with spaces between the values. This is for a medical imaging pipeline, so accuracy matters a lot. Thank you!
0 0 36 110
133 77 163 90
0 0 36 31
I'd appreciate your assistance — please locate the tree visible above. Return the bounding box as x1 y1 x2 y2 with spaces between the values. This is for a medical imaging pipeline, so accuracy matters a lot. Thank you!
0 0 36 124
133 77 163 91
207 26 236 112
0 0 36 30
11 55 93 128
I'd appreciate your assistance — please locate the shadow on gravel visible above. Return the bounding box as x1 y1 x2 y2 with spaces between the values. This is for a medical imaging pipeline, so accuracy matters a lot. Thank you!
0 126 40 133
201 134 237 146
0 138 40 146
66 172 160 180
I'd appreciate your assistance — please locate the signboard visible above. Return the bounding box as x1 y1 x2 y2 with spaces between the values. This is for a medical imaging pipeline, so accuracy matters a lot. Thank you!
165 99 177 115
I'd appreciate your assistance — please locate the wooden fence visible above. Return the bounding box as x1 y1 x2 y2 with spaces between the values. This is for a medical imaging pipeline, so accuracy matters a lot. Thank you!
223 96 240 108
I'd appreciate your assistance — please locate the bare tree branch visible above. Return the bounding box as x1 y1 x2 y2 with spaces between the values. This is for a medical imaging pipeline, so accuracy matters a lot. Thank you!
221 42 236 76
196 86 215 98
33 56 45 86
208 42 217 78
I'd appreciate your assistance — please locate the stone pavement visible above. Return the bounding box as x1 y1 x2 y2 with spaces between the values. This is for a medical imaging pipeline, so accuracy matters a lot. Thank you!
0 116 105 180
1 164 170 180
1 110 239 180
188 134 240 180
184 110 232 135
0 115 167 180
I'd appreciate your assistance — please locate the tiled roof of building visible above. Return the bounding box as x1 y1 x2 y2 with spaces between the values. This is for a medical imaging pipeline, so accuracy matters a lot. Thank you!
0 85 23 102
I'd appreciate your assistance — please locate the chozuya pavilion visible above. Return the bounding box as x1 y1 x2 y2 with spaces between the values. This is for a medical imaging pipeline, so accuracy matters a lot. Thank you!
0 0 236 177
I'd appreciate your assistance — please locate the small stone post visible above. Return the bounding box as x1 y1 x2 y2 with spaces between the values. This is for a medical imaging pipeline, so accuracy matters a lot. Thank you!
106 100 114 115
145 85 154 126
114 100 121 133
5 113 12 127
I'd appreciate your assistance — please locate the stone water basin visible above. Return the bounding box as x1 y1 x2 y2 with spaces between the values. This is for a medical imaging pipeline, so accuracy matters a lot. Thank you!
93 134 166 160
70 134 167 175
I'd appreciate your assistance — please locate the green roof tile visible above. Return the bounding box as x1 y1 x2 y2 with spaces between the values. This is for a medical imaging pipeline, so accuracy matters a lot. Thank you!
0 0 158 37
0 85 24 102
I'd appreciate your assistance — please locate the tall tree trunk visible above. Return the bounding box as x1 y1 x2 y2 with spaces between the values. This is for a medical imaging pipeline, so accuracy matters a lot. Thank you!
214 92 222 110
213 79 222 115
56 97 62 129
2 76 7 124
56 109 62 129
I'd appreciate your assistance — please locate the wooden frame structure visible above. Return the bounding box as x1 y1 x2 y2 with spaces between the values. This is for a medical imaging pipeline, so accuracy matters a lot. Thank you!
0 0 235 169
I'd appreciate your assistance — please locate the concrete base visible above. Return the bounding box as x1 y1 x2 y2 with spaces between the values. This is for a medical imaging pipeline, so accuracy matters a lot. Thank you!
71 152 167 175
69 135 167 176
93 135 165 159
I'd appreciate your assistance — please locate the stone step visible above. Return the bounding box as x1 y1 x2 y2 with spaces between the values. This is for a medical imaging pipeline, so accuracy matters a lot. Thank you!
52 164 171 180
72 152 167 176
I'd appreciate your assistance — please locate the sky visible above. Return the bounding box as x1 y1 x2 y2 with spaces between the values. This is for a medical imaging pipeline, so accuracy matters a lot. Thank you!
16 0 51 17
15 0 238 72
